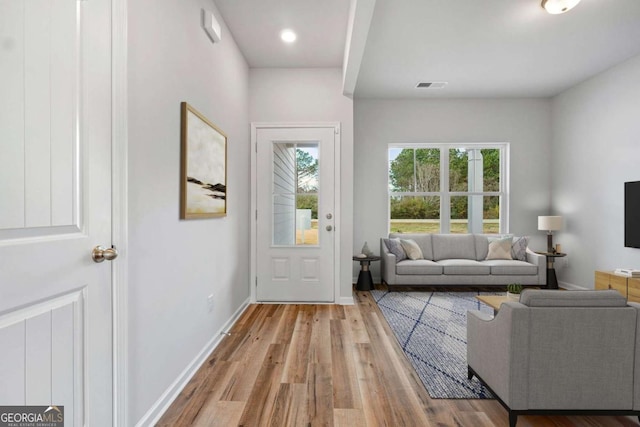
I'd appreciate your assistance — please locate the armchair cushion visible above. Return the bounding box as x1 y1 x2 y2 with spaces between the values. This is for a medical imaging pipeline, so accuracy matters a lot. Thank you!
520 289 627 307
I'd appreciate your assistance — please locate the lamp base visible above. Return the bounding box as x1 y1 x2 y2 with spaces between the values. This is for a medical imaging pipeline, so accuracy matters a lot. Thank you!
547 233 554 253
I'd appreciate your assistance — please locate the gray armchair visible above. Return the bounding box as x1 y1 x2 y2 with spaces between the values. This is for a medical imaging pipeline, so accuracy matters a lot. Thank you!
467 289 640 426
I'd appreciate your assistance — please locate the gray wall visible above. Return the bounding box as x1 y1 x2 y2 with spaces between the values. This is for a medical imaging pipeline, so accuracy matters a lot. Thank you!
249 68 355 303
354 98 553 281
128 0 250 423
551 53 640 288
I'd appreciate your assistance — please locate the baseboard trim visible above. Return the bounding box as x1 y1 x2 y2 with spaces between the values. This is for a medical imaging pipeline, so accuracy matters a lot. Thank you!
559 281 589 290
135 297 250 427
338 295 355 305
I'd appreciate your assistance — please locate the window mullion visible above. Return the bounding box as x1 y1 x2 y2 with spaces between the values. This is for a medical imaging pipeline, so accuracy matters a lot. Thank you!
441 148 450 234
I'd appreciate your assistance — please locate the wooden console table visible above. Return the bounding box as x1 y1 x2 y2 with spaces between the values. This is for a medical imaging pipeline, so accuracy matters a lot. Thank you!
595 270 640 303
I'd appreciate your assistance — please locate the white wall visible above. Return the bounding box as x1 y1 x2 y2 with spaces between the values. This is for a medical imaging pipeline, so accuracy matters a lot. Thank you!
551 53 640 288
128 0 250 423
354 98 552 281
249 68 355 303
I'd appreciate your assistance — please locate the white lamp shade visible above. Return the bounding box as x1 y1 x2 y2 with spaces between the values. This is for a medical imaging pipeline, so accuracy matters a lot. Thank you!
538 216 563 231
541 0 581 14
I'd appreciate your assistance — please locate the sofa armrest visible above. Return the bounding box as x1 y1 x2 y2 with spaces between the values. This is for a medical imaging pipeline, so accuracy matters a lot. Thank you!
380 238 397 285
526 248 546 286
467 302 530 409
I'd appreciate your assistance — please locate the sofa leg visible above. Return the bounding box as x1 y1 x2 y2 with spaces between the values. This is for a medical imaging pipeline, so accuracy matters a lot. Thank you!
467 366 474 380
509 411 517 427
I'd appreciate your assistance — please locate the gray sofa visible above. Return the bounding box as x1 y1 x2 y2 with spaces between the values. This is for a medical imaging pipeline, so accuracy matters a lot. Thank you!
380 233 546 288
467 289 640 426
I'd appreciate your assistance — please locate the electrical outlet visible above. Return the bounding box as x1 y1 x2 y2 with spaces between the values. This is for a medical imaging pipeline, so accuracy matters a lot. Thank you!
207 294 214 313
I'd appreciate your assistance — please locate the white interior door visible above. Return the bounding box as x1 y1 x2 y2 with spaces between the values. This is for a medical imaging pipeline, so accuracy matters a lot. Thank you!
0 0 113 425
256 127 336 302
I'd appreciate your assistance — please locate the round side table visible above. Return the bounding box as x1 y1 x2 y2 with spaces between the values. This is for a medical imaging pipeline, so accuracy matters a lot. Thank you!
353 255 381 291
535 251 567 289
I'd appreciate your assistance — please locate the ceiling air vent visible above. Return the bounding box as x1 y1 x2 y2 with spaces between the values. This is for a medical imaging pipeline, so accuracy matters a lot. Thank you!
416 81 448 89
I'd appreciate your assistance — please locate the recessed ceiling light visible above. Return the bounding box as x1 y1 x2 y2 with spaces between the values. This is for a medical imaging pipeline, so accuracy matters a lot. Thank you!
280 29 297 43
541 0 581 14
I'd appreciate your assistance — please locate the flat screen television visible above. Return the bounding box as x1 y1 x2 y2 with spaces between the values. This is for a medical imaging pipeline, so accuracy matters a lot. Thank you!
625 181 640 248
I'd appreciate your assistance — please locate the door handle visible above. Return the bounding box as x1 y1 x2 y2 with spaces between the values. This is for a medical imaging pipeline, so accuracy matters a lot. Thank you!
326 225 333 231
92 245 119 263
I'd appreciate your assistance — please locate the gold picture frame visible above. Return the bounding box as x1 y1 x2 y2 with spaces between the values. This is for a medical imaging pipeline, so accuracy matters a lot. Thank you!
180 102 227 219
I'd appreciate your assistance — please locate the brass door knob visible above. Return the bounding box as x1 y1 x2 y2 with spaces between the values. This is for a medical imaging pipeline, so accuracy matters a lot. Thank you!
92 246 118 263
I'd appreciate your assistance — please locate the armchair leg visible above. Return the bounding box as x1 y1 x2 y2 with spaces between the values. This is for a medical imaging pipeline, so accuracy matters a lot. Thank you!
509 411 518 427
467 366 474 380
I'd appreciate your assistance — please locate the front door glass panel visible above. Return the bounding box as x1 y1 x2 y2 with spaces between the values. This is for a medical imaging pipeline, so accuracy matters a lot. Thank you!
272 142 319 246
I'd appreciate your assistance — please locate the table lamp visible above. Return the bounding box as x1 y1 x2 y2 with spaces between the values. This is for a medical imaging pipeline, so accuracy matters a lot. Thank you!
538 216 563 253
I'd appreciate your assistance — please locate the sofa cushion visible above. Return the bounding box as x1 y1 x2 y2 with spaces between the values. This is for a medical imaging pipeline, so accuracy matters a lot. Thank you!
383 238 407 261
390 233 433 260
482 260 538 275
396 260 443 275
520 289 627 307
400 239 424 260
436 259 490 275
432 234 476 261
486 237 513 260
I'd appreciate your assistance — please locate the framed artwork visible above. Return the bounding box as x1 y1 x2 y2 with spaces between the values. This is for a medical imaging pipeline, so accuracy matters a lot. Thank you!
180 102 227 219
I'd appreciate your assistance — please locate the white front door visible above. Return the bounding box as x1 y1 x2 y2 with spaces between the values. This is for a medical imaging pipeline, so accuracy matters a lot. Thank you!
0 0 113 425
255 126 337 302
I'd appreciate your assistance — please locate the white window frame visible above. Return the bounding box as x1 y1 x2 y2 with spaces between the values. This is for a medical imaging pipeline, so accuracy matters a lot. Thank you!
388 142 510 234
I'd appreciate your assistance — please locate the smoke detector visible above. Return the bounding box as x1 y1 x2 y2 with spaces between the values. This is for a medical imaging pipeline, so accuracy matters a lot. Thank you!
416 82 448 89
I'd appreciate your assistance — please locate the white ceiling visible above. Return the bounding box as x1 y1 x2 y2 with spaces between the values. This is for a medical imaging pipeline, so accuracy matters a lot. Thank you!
214 0 351 68
214 0 640 98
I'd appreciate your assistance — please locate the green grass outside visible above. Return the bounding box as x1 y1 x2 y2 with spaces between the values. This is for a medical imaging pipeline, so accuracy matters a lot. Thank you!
389 221 500 234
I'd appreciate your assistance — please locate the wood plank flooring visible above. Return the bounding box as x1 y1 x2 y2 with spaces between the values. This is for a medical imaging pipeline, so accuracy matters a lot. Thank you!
158 290 639 426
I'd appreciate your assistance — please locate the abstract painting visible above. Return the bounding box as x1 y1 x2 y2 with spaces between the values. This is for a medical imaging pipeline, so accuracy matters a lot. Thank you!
180 102 227 219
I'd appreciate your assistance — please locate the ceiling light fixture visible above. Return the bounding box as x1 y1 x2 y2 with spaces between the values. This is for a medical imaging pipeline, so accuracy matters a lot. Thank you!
280 29 297 43
541 0 581 14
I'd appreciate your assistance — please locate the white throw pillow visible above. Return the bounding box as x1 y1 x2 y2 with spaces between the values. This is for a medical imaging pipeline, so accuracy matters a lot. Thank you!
486 237 513 260
400 239 424 260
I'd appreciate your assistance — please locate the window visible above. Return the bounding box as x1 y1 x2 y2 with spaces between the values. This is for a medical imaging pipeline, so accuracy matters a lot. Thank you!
272 143 319 246
388 144 509 234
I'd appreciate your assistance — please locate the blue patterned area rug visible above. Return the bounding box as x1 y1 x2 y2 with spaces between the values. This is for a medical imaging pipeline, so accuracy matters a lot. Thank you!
370 290 497 399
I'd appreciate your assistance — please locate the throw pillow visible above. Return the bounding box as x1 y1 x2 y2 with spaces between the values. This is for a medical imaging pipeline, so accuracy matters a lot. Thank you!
383 238 407 261
511 236 530 261
400 239 424 260
486 237 513 260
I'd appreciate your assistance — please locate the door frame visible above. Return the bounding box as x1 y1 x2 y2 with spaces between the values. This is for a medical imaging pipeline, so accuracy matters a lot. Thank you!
250 123 342 304
112 0 129 424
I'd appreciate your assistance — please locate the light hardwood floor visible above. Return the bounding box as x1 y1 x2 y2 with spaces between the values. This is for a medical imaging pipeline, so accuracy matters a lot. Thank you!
158 290 639 426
